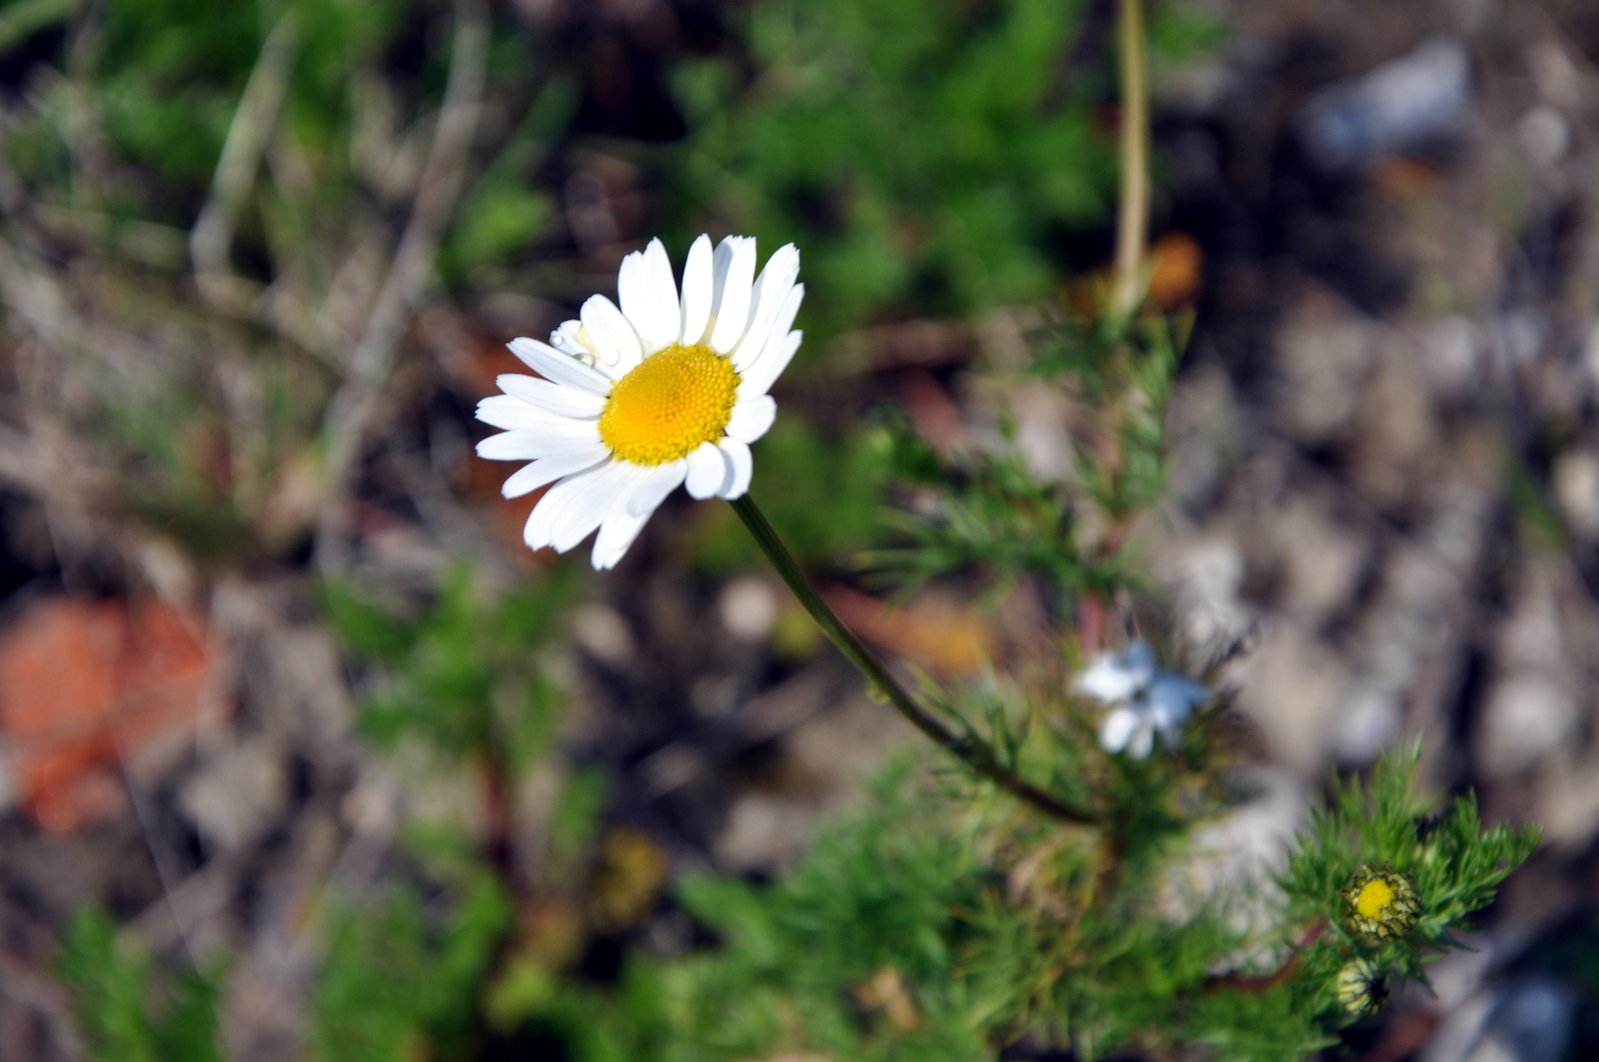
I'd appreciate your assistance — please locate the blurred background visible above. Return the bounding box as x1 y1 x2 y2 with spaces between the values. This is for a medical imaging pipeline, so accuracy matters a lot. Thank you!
0 0 1596 1058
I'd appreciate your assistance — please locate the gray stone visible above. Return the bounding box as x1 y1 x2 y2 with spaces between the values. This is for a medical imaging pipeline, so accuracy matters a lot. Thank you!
1298 38 1471 171
1552 450 1599 543
179 738 289 851
1475 672 1577 779
1422 976 1578 1062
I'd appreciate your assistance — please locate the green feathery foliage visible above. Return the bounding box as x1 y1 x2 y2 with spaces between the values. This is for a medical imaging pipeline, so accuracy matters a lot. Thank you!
321 566 577 772
671 0 1118 336
57 910 225 1062
309 872 514 1062
1282 740 1541 998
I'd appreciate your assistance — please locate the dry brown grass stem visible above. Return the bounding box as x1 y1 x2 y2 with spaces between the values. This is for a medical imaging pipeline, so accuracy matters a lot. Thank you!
191 12 304 303
313 0 489 573
1110 0 1150 321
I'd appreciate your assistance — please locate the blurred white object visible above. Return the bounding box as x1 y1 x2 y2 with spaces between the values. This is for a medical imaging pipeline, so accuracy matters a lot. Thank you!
1421 976 1577 1062
1076 641 1209 759
1298 38 1471 171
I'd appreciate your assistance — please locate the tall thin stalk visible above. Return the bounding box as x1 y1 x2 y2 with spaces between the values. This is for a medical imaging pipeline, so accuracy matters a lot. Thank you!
1110 0 1150 321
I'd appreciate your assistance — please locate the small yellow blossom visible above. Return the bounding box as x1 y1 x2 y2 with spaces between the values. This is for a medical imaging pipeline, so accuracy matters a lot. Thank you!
1340 863 1421 941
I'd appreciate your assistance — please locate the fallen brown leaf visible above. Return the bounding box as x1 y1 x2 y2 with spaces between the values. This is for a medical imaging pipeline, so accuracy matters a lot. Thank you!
0 596 225 833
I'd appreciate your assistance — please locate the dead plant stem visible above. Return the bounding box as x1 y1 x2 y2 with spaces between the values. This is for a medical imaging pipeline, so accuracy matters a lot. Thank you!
314 0 488 572
1110 0 1150 320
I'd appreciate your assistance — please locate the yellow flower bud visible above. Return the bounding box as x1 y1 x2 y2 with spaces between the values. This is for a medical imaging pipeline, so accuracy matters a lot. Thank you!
1340 863 1421 941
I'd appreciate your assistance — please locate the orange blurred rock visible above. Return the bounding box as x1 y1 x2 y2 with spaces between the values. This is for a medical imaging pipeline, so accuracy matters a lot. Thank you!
1065 231 1205 317
1146 231 1205 311
1371 156 1442 203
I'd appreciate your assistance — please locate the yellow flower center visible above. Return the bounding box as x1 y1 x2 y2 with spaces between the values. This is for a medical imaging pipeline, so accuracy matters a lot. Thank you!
598 343 739 465
1353 877 1397 921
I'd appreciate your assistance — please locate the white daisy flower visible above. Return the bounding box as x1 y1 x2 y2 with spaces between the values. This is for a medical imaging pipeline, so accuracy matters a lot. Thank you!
476 235 803 569
1074 640 1209 759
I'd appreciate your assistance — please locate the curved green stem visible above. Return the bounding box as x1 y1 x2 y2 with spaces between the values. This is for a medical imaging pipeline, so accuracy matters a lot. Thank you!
730 495 1098 826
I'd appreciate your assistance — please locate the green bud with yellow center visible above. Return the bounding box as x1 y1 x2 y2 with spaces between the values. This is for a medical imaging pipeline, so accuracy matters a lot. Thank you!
1340 863 1421 941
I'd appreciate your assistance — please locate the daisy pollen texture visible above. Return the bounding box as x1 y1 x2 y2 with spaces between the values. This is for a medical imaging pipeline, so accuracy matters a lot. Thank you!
476 235 803 569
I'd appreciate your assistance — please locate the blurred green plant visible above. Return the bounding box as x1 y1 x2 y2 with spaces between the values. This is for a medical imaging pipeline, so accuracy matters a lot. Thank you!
867 313 1181 608
670 0 1218 338
1282 740 1540 993
92 0 395 192
1034 311 1190 521
322 566 577 774
309 870 514 1062
873 421 1110 602
672 0 1115 336
483 738 1531 1061
308 565 656 1059
57 910 225 1062
57 739 1534 1061
0 0 570 564
610 763 997 1060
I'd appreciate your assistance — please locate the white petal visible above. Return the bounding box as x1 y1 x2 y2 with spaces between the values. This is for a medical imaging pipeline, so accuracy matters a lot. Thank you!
678 234 714 345
499 447 609 499
591 463 685 569
508 337 611 394
684 441 728 500
715 437 753 499
551 463 640 552
580 295 644 376
496 375 607 418
625 461 686 517
618 246 678 355
766 281 805 343
617 251 653 339
737 280 805 374
591 507 649 570
1098 708 1138 754
731 244 799 371
646 241 681 327
739 328 802 400
1074 650 1148 704
638 238 682 352
524 462 615 550
708 237 757 354
476 425 598 460
725 395 776 444
1126 722 1155 760
475 395 579 433
478 431 542 461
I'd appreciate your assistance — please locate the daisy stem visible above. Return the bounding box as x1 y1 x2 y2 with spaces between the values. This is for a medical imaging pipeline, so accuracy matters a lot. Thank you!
730 495 1099 827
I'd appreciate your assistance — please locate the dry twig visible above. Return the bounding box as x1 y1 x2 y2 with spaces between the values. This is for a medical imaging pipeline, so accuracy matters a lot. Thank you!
314 0 489 572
